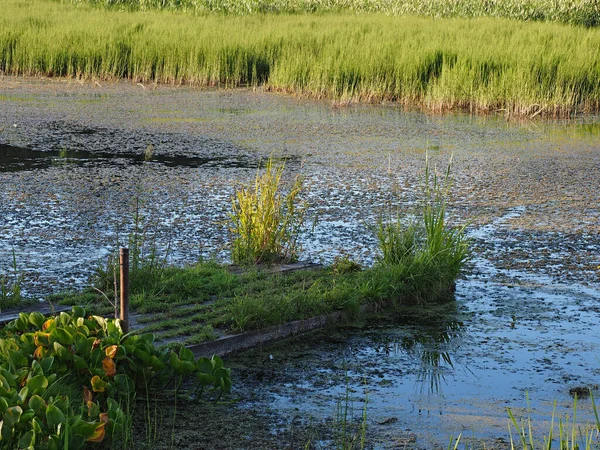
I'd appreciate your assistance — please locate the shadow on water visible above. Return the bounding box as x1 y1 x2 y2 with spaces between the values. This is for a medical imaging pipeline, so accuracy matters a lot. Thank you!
0 144 255 172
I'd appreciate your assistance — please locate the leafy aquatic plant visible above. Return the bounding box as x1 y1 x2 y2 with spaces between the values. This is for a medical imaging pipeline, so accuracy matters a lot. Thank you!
0 307 231 449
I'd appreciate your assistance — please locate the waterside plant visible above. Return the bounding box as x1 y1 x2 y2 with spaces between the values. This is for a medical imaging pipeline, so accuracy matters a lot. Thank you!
0 307 231 449
68 0 600 27
0 251 23 310
1 0 600 117
229 158 306 265
507 393 600 449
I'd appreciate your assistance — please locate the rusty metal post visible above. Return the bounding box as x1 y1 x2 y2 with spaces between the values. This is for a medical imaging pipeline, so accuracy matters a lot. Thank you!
119 248 130 334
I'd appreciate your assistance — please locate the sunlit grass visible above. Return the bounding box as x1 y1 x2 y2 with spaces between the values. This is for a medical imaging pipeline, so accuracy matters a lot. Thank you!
229 158 306 265
68 0 600 27
1 0 600 116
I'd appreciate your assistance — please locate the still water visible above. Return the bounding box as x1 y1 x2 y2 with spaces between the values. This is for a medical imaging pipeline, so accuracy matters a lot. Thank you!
1 80 599 447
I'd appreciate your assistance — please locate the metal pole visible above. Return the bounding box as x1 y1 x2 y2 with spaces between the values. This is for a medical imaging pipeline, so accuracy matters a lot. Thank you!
119 248 130 334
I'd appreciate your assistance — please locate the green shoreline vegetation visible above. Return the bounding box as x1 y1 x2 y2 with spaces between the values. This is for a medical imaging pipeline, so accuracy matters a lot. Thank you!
47 157 469 345
1 0 600 116
69 0 600 26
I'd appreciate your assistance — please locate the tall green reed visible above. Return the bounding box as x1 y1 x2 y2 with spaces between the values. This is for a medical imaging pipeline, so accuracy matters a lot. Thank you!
507 392 600 450
376 155 470 299
69 0 600 27
0 249 23 310
2 0 600 116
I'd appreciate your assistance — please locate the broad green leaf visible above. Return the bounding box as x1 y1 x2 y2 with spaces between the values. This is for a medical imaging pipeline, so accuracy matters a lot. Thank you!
52 343 72 361
34 331 50 347
169 351 180 370
26 375 48 396
28 395 46 418
40 357 54 374
32 416 43 434
196 357 213 374
140 334 155 345
8 349 29 369
91 316 107 330
178 347 195 362
28 312 46 330
53 396 69 412
106 321 121 337
17 386 28 405
18 430 35 449
30 360 43 376
1 419 13 440
150 355 166 371
211 355 224 369
46 404 65 428
0 369 16 388
73 355 88 371
57 312 71 327
74 333 91 355
179 361 196 375
196 373 215 386
133 349 150 365
19 411 35 423
71 306 85 318
49 328 74 346
4 405 23 427
0 374 11 396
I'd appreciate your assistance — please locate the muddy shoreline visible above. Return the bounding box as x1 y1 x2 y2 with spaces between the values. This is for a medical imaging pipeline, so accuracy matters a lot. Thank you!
1 77 600 448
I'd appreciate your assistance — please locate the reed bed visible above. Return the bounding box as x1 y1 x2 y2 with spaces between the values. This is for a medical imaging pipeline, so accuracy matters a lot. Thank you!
70 0 600 27
2 0 600 116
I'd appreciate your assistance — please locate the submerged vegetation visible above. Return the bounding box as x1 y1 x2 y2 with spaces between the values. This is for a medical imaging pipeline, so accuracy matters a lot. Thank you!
1 0 600 116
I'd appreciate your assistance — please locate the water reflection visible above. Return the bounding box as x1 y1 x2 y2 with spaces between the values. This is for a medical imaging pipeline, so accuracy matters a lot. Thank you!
373 306 464 395
0 144 254 172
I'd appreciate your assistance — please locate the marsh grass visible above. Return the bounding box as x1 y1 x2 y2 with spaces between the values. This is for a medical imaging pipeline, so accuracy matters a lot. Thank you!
2 0 600 116
507 392 600 449
229 158 306 265
69 0 600 27
0 249 24 310
376 156 470 303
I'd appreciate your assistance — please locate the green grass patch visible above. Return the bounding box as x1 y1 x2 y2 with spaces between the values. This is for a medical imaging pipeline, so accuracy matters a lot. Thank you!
1 0 600 116
50 156 469 345
53 250 464 344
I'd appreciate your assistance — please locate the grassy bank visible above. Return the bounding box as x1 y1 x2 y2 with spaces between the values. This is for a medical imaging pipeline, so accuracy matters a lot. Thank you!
52 256 461 345
69 0 600 27
2 0 600 116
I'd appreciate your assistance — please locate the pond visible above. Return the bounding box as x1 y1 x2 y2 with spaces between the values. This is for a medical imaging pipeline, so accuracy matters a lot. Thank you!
1 78 599 447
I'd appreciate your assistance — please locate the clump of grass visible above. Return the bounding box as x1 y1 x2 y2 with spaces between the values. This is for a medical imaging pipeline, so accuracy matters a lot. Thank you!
0 249 23 310
375 155 470 304
507 392 600 449
229 158 306 265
